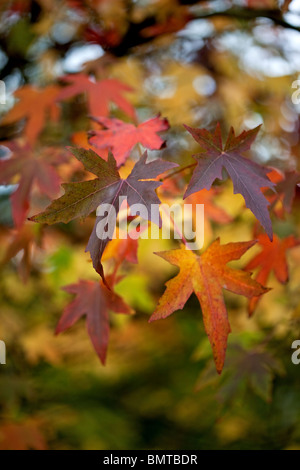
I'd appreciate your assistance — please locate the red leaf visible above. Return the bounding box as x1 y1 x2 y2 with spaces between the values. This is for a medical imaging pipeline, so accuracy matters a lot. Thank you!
275 170 300 213
1 224 40 282
57 279 133 364
0 418 47 450
0 142 62 227
141 12 193 38
184 188 233 225
89 115 169 166
245 233 300 315
57 73 136 119
265 169 300 217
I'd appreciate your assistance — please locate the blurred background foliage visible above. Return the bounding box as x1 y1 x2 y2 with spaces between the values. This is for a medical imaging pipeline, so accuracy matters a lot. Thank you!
0 0 300 450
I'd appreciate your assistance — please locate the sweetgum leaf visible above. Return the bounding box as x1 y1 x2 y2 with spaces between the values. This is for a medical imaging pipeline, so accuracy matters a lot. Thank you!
150 239 269 374
183 123 275 240
58 278 133 364
30 148 177 284
89 115 169 166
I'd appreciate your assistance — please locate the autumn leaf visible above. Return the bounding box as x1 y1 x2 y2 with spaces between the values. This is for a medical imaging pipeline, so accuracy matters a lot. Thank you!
1 224 41 282
275 170 300 213
185 188 232 223
222 344 284 402
196 343 284 402
0 142 62 227
245 233 300 315
265 168 284 212
0 418 47 450
84 24 122 49
57 278 133 364
102 228 139 266
183 123 275 239
1 84 61 144
101 226 140 284
141 11 192 38
265 169 300 217
88 115 169 166
57 73 136 119
149 239 269 373
184 188 233 242
29 148 177 283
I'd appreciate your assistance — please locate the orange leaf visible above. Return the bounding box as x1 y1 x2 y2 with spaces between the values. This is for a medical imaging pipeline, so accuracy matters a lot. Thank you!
149 239 268 373
245 233 300 315
0 418 47 450
1 84 61 144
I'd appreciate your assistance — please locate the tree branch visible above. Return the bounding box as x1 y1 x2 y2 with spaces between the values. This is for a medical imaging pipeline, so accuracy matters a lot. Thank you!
193 7 300 33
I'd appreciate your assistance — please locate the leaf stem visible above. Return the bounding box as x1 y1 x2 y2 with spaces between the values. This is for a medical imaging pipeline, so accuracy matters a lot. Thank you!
160 162 196 182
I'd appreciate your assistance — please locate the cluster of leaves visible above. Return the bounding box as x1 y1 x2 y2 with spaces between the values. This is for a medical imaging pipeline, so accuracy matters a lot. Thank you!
3 72 299 374
1 0 300 450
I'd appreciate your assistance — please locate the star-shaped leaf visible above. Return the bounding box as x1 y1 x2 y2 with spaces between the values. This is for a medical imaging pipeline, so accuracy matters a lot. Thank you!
89 115 169 166
245 233 299 315
149 239 269 373
57 278 133 364
57 73 136 119
183 123 275 239
29 148 177 284
1 85 61 144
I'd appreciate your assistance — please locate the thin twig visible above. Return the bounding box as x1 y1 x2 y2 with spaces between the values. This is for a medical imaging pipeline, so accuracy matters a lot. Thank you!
160 162 197 182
